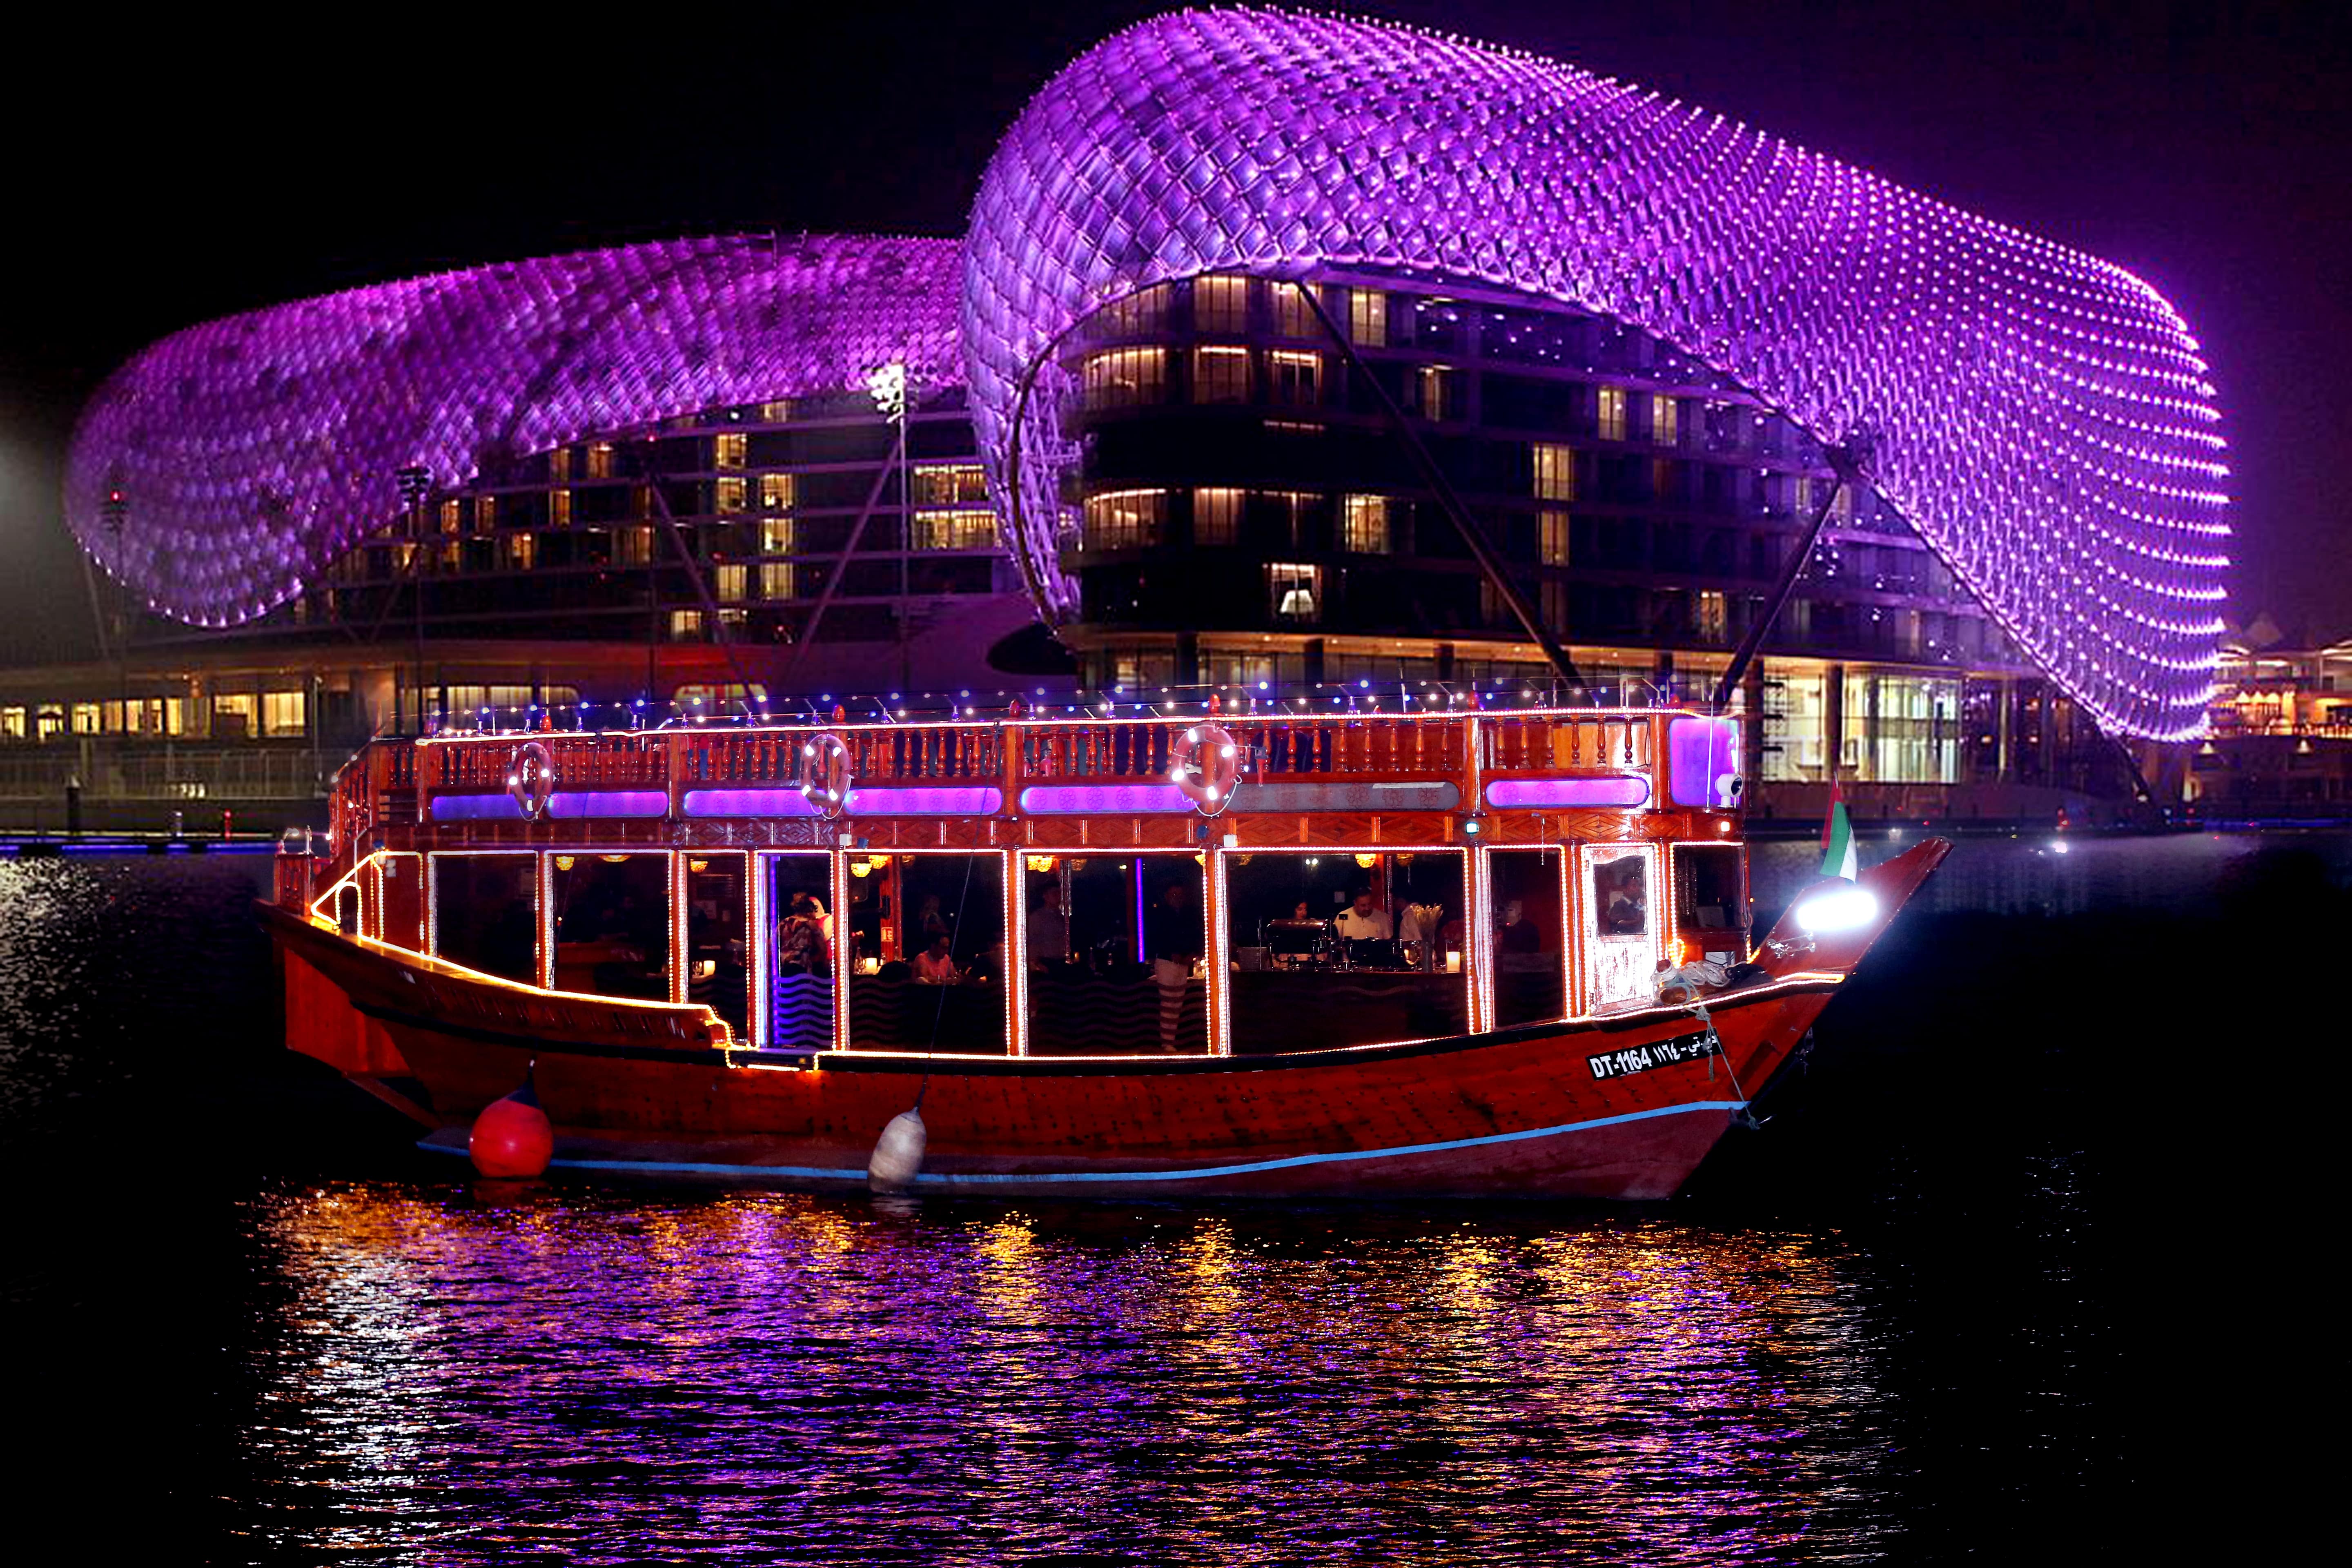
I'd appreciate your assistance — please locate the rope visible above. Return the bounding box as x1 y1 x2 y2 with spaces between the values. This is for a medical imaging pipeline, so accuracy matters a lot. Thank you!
1690 999 1762 1129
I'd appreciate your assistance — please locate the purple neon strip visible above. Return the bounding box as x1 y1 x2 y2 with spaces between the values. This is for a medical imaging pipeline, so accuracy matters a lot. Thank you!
1486 777 1651 810
1668 717 1742 809
1019 783 1192 814
547 790 670 820
844 786 1001 816
683 788 821 819
430 794 521 822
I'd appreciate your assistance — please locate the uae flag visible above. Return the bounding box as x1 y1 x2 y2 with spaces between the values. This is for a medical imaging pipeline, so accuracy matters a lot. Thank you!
1820 777 1858 880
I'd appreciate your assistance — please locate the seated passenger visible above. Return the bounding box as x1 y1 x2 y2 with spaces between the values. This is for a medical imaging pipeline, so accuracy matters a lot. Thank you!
775 893 829 975
1333 888 1392 943
912 932 961 985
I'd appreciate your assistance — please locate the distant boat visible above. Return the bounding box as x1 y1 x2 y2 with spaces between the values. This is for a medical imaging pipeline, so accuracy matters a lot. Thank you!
268 701 1944 1198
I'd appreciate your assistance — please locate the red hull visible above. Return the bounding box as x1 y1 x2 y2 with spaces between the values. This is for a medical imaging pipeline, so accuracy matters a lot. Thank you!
269 842 1946 1200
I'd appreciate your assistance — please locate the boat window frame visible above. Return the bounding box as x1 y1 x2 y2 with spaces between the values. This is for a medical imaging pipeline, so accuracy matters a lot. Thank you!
424 848 543 987
840 846 1017 1057
1575 841 1664 1013
754 847 844 1051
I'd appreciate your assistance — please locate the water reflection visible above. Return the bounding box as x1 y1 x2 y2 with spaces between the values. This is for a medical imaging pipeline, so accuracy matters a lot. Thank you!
252 1185 1900 1561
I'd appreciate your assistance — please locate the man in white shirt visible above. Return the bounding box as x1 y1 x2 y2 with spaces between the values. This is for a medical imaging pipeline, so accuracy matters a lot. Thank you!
1333 889 1392 943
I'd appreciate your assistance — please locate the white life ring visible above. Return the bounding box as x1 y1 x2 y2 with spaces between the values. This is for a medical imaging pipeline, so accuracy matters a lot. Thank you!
506 741 556 821
1169 723 1242 815
800 731 853 817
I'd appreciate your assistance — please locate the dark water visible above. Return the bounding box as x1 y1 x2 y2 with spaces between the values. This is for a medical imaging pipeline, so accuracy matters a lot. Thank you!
0 838 2337 1562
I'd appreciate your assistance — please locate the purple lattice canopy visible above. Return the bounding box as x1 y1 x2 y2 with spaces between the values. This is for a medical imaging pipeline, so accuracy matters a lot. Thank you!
962 8 2229 739
67 7 2229 739
66 234 962 627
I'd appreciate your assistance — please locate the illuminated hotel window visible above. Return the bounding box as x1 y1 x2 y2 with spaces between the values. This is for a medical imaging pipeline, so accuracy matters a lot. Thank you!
586 441 616 479
438 499 462 534
1696 590 1728 643
1093 283 1169 337
1270 283 1316 339
474 495 498 532
617 526 655 567
1083 489 1167 549
760 472 796 511
1341 494 1392 554
1082 347 1167 410
262 690 307 737
210 694 255 736
1652 394 1680 446
1414 365 1453 420
1539 508 1572 566
1269 349 1321 406
912 463 987 506
758 563 797 599
1194 345 1252 403
1206 650 1277 687
1350 288 1387 347
36 706 64 741
1532 443 1576 501
911 510 998 550
1831 483 1855 523
716 564 749 603
549 447 572 482
1270 562 1321 622
1194 487 1242 546
713 432 748 470
759 517 797 555
503 533 537 570
436 541 461 572
715 476 748 514
548 489 572 527
1194 274 1250 334
1597 387 1627 441
759 400 791 422
0 706 22 740
1792 475 1814 516
669 609 706 640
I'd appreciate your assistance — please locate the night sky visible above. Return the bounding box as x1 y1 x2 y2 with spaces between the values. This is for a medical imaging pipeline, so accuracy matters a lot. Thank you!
1 2 2343 665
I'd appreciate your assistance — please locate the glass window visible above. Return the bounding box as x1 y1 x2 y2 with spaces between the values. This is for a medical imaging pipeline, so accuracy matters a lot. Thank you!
1350 288 1388 347
1270 562 1320 622
1 706 24 740
617 526 655 567
69 703 100 735
1341 494 1392 554
552 853 671 1001
713 432 748 470
766 851 836 1049
1269 283 1316 339
912 463 987 506
1225 851 1468 1053
716 564 748 602
760 472 796 510
1533 443 1575 501
1193 274 1250 334
1539 508 1571 566
759 563 798 600
1194 345 1252 403
1581 845 1659 1011
760 517 796 555
1082 347 1167 410
911 510 998 550
1597 386 1627 442
1653 394 1680 446
474 494 498 531
548 490 571 528
685 854 750 1042
715 476 748 513
1696 590 1728 643
1489 848 1566 1027
849 853 1007 1055
1414 365 1454 420
1193 487 1242 546
1082 490 1167 550
1025 853 1207 1056
1673 844 1747 956
1091 283 1169 338
261 690 306 737
211 693 257 738
432 854 538 984
1269 349 1321 406
586 442 616 479
669 609 706 640
503 532 537 570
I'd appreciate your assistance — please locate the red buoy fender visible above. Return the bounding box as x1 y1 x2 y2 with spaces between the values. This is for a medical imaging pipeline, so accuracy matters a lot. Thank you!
469 1080 553 1178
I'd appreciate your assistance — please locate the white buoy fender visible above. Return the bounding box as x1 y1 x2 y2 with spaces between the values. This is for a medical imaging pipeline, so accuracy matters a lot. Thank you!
867 1107 927 1193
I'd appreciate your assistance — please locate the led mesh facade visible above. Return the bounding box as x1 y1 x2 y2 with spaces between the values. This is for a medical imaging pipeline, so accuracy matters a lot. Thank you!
67 7 2226 739
963 8 2229 739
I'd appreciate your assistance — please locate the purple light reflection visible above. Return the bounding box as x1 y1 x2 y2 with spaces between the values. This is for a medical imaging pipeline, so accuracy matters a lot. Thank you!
1019 783 1191 815
1486 777 1651 810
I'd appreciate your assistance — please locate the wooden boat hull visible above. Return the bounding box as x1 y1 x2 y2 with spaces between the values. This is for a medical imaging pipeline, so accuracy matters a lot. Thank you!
269 841 1947 1200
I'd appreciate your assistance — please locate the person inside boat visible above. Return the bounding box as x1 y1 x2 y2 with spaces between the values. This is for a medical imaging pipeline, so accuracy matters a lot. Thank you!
1029 883 1070 967
913 931 961 985
1498 899 1544 954
775 893 829 975
1334 888 1396 968
1148 880 1202 1051
916 894 950 943
1604 866 1648 935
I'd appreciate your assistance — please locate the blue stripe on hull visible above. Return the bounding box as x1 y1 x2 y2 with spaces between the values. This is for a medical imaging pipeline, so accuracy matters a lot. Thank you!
418 1098 1745 1187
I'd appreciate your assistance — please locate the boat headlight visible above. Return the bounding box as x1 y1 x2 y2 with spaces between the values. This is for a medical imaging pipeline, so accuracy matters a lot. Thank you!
1792 884 1878 935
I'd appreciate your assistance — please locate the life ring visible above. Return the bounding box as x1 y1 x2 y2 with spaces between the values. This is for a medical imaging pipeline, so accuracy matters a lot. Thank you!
801 731 853 817
1170 722 1242 815
506 741 556 821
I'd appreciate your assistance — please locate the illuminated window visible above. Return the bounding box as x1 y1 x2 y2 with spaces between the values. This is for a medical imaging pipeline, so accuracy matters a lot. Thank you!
1194 274 1250 334
1414 365 1453 420
0 706 22 740
1194 487 1243 546
1792 475 1814 516
503 532 537 570
1652 394 1680 446
758 563 797 599
1350 288 1387 347
1539 508 1572 566
474 494 498 531
911 510 998 550
548 490 572 527
669 609 706 640
1831 483 1855 523
1696 590 1728 642
715 476 748 513
1270 283 1316 338
1341 494 1392 554
713 432 748 470
1194 345 1252 403
1270 562 1321 621
760 517 796 555
1597 387 1626 441
549 448 572 482
1532 443 1575 501
586 442 616 479
1268 349 1321 406
617 526 655 567
211 694 256 736
912 463 987 506
1093 283 1169 337
1082 489 1167 549
1082 347 1167 410
262 690 307 737
436 541 461 572
760 472 795 511
438 499 462 534
759 400 791 422
716 564 748 602
36 706 64 741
